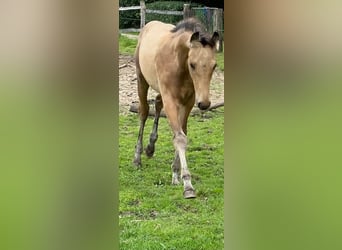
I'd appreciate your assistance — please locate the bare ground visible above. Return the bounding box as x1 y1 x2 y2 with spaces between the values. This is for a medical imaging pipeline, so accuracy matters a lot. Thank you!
119 54 224 114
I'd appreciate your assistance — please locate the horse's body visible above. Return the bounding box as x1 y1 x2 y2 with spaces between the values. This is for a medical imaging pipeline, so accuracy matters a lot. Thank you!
133 18 219 198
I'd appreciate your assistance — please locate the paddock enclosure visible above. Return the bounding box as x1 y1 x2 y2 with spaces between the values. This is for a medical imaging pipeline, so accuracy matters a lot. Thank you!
119 14 224 250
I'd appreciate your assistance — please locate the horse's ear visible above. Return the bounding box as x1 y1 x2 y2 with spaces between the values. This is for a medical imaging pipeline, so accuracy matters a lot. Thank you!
189 32 201 48
190 32 200 43
211 31 220 44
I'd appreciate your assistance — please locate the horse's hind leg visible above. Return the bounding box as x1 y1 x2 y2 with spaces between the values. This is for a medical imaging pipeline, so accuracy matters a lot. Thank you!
133 69 149 167
145 94 163 157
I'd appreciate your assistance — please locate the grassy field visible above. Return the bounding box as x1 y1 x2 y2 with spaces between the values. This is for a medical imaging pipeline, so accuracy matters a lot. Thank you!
119 34 138 55
119 110 224 249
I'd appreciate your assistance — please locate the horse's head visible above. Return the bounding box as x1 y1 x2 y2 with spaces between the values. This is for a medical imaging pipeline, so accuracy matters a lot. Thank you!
188 31 219 110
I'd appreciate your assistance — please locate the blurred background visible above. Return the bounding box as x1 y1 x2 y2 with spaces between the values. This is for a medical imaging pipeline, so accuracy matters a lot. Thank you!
225 1 342 250
0 1 117 250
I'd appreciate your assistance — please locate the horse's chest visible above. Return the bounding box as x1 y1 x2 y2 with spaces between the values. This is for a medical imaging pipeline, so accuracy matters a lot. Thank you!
166 76 195 103
178 79 195 102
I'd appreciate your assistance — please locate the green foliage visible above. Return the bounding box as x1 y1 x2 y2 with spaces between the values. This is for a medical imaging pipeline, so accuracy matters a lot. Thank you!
119 0 146 29
119 0 138 6
119 110 224 249
119 0 140 30
120 0 155 6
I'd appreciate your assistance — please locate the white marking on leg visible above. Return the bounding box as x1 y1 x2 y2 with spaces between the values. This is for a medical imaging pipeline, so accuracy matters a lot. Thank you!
171 153 180 185
173 131 194 192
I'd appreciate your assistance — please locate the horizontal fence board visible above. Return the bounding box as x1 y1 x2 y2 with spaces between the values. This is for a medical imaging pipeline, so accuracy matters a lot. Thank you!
146 9 183 15
192 7 219 10
119 6 141 11
119 7 183 16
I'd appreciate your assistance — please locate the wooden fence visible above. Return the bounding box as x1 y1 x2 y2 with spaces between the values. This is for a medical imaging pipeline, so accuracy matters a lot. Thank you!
119 1 224 51
119 1 183 32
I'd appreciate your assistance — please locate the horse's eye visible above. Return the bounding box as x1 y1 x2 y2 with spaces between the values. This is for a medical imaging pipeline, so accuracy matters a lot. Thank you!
190 63 196 70
213 63 217 70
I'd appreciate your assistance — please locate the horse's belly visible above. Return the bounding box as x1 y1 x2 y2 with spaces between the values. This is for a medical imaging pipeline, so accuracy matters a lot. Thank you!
140 59 160 93
139 43 161 93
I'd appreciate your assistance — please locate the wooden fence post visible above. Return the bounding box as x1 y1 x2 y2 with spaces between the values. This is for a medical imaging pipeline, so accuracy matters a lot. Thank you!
140 0 146 28
183 4 191 19
213 8 223 52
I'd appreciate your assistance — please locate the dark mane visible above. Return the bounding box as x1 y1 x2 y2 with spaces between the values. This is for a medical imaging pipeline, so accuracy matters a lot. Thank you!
171 18 215 48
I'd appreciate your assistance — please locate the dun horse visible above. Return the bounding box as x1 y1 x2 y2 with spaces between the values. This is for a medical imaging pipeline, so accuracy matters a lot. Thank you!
133 18 219 198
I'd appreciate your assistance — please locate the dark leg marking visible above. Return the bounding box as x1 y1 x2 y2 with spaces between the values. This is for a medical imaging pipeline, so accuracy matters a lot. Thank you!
145 94 163 157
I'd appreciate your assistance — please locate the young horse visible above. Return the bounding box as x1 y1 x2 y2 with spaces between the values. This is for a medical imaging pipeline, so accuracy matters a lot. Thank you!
133 18 219 198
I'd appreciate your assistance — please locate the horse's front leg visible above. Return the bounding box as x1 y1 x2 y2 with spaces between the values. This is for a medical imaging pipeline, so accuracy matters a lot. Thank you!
163 98 196 198
171 152 181 185
173 130 196 198
170 107 192 187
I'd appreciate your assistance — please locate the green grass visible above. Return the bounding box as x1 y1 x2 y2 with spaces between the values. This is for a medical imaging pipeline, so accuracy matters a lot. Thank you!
119 35 224 71
127 32 140 35
119 110 224 250
216 51 224 71
119 34 138 55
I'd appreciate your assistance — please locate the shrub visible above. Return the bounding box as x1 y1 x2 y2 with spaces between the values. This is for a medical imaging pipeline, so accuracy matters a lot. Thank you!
119 0 140 29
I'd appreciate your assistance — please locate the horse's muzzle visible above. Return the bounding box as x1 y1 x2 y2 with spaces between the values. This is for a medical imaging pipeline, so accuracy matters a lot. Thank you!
197 101 211 110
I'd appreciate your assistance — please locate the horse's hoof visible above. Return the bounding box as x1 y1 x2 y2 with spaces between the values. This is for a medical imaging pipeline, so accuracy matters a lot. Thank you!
172 179 180 185
145 146 154 158
183 189 196 199
133 159 142 168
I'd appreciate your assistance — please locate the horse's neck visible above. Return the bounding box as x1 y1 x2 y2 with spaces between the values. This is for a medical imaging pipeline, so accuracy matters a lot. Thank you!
171 32 191 66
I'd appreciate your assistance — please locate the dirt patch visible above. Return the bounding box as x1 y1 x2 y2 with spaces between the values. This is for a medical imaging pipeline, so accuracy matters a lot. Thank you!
119 54 224 114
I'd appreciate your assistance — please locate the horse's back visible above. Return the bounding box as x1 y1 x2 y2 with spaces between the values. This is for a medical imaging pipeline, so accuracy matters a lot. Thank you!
136 21 175 92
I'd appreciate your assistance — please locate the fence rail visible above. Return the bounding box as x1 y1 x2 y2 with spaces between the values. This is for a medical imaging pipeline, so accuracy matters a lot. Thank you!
119 2 224 51
119 6 141 11
146 9 183 16
119 6 183 16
